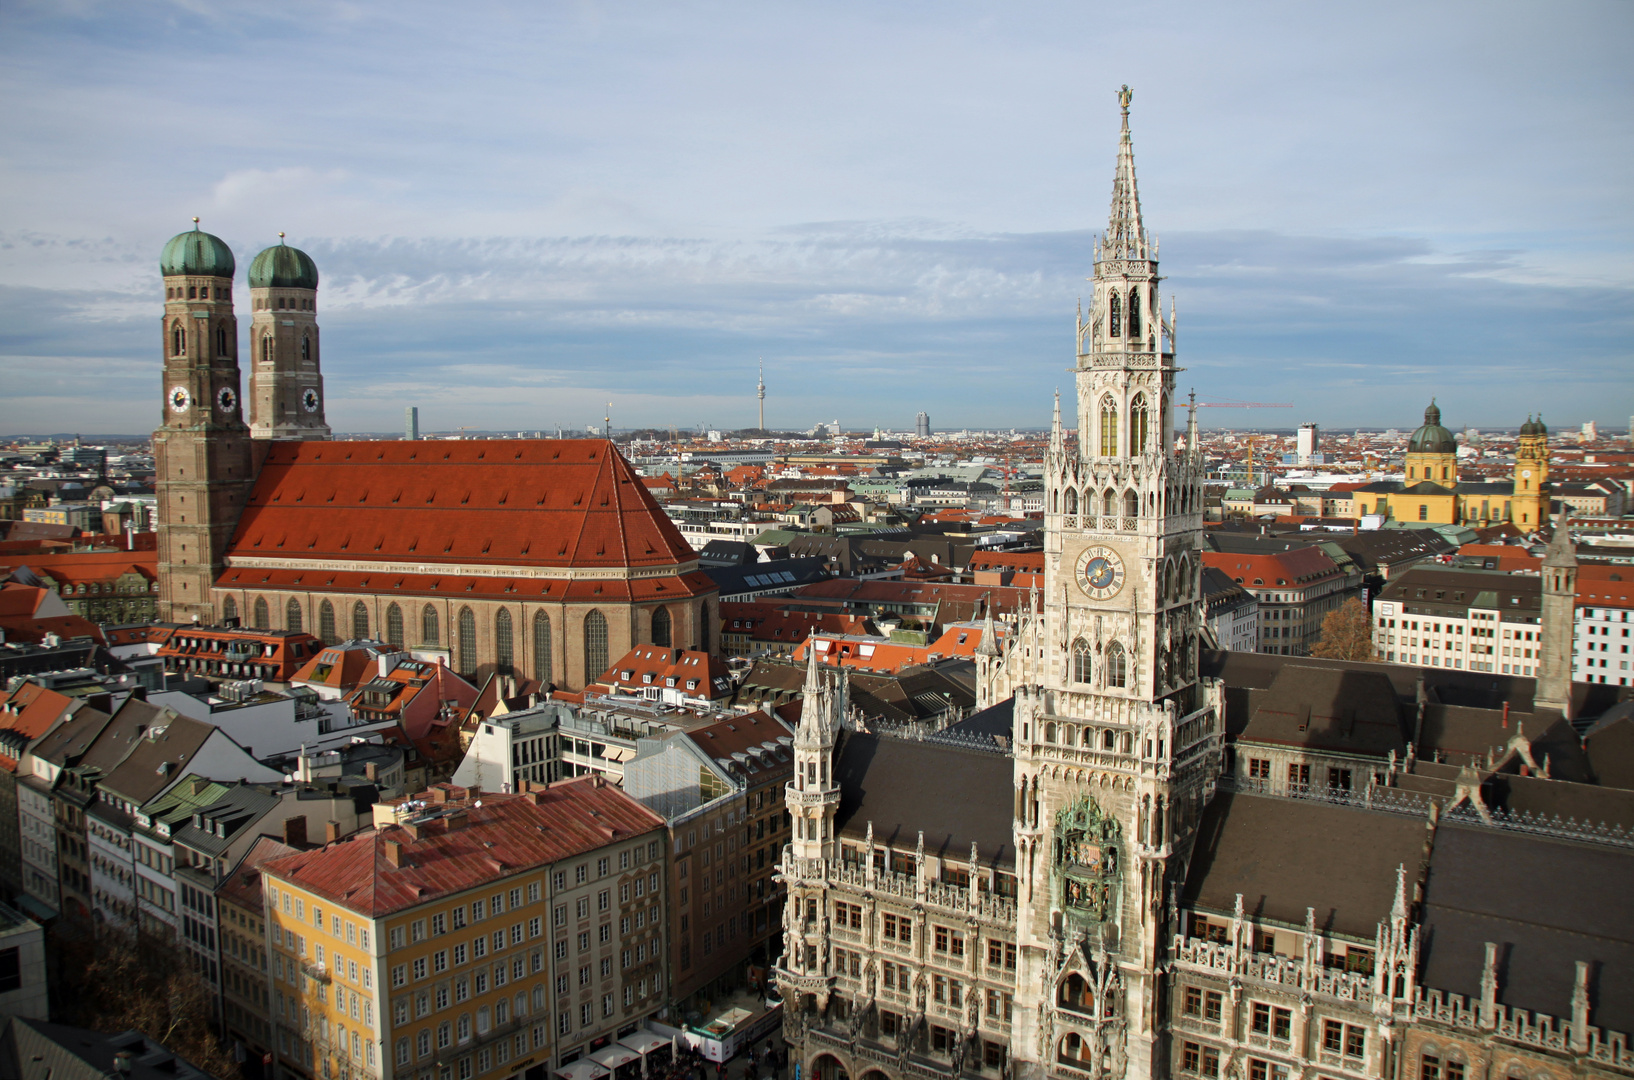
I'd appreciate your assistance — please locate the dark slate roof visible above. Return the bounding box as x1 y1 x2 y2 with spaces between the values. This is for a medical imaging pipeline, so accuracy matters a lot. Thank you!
1181 791 1427 939
832 731 1014 870
703 558 830 598
0 1017 211 1080
1586 712 1634 790
1237 664 1407 759
1418 824 1634 1034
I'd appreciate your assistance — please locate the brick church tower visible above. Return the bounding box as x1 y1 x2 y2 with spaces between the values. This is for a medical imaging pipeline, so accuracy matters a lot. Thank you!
153 221 255 623
246 236 330 440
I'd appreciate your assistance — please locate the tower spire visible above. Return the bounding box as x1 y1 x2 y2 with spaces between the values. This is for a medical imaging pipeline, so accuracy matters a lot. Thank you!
757 358 766 432
1106 85 1147 260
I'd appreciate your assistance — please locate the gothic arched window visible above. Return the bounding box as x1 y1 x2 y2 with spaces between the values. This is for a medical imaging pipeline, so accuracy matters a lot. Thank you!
1108 291 1121 338
1124 489 1139 519
1106 641 1128 688
1072 638 1092 684
221 595 238 624
1103 488 1118 516
216 324 229 358
252 596 269 630
172 323 186 357
533 612 553 686
261 336 273 365
1103 729 1116 750
698 602 710 653
1129 395 1150 456
1064 488 1078 515
651 606 671 647
584 609 609 683
386 603 404 648
457 607 477 673
421 604 439 646
495 608 514 673
1099 396 1118 457
352 601 369 640
286 597 303 633
301 335 311 363
318 600 336 643
1128 289 1141 338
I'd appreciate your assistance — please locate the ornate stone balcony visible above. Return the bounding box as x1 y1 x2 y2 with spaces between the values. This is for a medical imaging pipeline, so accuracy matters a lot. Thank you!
1172 936 1375 1006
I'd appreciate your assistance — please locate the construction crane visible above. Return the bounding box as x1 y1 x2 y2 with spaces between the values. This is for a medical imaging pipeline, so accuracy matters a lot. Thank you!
1193 395 1293 409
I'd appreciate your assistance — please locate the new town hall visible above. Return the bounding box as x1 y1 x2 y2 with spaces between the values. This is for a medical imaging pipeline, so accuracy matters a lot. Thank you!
773 91 1634 1080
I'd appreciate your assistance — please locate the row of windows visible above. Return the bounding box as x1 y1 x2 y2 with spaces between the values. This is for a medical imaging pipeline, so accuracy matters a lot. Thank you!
166 284 229 301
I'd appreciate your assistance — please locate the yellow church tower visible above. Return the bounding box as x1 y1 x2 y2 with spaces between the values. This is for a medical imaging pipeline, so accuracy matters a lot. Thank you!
1512 416 1550 528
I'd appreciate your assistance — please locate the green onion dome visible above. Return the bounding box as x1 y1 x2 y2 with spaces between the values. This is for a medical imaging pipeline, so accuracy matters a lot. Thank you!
160 219 235 278
1408 401 1457 454
248 235 319 290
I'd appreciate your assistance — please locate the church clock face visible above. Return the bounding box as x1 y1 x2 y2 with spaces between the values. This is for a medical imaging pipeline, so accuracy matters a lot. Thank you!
1076 546 1126 600
301 388 320 413
216 387 237 413
169 386 190 413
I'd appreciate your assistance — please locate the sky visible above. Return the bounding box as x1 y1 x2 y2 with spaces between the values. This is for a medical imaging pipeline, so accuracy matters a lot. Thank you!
1 0 1631 436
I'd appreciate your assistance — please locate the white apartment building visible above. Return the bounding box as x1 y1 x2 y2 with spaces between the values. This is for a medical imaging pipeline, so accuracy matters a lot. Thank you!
1576 602 1633 685
1372 569 1541 675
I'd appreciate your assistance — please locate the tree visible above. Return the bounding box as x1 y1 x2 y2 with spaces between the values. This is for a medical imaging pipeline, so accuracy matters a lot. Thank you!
1310 596 1376 662
50 918 237 1078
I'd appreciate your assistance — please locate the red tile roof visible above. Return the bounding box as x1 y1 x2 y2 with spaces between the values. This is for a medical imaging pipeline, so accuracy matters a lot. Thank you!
0 582 104 643
224 439 697 573
262 779 665 917
0 547 157 588
589 646 733 699
1200 547 1344 587
0 681 78 771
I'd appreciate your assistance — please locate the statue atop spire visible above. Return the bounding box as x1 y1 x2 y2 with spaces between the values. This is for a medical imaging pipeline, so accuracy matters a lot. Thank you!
1105 84 1148 261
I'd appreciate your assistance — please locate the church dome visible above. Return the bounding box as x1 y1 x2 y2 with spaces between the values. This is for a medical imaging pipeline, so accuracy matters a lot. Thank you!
1408 401 1456 454
1521 416 1548 437
160 221 235 278
248 238 319 290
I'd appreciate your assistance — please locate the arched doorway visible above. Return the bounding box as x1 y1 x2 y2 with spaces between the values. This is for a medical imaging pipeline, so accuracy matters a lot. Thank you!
810 1054 849 1080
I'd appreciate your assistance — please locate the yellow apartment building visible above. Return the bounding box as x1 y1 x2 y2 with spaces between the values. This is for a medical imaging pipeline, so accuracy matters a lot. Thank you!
261 779 667 1080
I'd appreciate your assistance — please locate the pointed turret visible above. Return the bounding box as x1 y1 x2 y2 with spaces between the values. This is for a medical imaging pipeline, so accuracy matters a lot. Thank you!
1543 523 1578 570
1105 85 1148 260
976 601 1000 658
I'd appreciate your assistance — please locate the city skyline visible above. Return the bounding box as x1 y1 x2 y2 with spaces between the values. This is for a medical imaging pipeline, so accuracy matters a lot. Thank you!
1 1 1630 434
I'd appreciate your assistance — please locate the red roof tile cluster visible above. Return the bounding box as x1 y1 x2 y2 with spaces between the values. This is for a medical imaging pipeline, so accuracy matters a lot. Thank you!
589 646 733 699
718 602 871 644
262 778 665 917
1200 547 1344 588
0 681 77 770
0 582 104 644
0 547 157 588
225 439 697 573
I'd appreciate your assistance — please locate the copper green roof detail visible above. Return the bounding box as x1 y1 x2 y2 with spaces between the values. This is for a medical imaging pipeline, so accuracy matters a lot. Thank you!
249 237 319 290
1408 399 1456 454
160 221 235 278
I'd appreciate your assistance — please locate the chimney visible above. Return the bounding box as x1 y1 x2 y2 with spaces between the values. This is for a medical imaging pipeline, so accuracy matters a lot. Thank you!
429 787 449 804
468 784 481 800
444 810 467 832
364 762 378 782
283 816 308 847
384 840 402 868
325 820 342 844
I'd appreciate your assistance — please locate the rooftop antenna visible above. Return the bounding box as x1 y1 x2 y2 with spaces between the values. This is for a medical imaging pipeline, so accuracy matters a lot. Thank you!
604 402 612 440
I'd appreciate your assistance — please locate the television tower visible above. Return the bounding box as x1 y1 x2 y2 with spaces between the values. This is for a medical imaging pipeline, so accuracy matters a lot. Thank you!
757 358 766 432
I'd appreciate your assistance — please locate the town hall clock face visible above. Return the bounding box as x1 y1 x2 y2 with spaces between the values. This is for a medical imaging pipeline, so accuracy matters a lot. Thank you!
1076 546 1126 600
216 387 237 413
169 386 190 413
301 388 320 413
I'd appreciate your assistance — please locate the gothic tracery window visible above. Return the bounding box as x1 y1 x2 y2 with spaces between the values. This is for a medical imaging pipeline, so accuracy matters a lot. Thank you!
1099 397 1118 458
1072 638 1092 684
286 597 303 633
318 600 336 643
172 323 186 356
1128 289 1141 338
1106 641 1128 688
458 607 477 674
1129 394 1150 456
651 605 671 647
252 596 269 630
533 612 553 686
1108 292 1121 338
584 609 609 684
221 595 237 623
495 607 514 673
421 604 439 646
352 601 369 640
386 602 404 648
